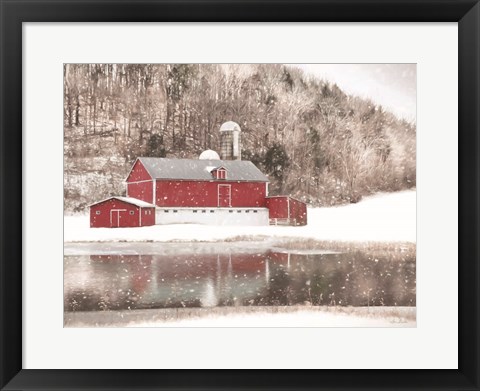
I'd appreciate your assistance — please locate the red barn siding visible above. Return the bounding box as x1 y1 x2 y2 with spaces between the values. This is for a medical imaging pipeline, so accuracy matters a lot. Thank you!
266 196 307 226
126 159 154 204
231 183 266 207
90 198 155 228
126 160 152 182
155 180 266 208
127 181 154 204
266 197 288 219
140 207 156 226
289 198 307 226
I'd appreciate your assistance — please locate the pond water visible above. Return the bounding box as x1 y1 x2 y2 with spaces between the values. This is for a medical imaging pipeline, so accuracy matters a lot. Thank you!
64 243 415 311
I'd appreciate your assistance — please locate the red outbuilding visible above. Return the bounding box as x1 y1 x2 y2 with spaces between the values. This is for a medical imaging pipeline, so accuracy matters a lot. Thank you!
90 197 156 228
265 196 307 226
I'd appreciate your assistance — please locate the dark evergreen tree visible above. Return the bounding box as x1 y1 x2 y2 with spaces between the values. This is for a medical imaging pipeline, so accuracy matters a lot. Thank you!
264 142 290 182
146 133 166 157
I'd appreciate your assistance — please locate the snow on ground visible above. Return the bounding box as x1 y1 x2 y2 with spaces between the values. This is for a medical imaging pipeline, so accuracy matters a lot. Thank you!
159 310 415 328
64 190 416 243
65 306 416 328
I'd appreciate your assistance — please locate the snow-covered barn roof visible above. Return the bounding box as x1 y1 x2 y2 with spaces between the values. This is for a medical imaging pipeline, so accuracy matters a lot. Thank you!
89 196 156 208
136 157 269 182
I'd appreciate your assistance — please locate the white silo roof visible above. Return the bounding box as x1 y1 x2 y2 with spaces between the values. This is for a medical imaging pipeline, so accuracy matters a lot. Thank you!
220 121 241 132
199 149 220 160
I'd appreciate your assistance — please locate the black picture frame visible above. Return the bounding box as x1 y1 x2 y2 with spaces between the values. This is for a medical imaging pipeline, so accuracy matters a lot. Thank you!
1 1 479 390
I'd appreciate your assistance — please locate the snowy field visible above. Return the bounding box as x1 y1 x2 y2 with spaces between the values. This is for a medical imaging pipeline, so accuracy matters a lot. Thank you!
64 190 416 243
65 306 416 328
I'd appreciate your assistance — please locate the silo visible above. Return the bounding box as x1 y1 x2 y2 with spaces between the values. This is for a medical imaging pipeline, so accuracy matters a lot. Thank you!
219 121 241 160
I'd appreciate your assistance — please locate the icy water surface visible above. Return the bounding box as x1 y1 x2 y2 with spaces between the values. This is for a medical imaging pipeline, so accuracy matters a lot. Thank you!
64 242 415 311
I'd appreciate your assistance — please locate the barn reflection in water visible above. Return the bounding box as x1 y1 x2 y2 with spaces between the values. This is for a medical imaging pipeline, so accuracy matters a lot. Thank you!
64 249 416 312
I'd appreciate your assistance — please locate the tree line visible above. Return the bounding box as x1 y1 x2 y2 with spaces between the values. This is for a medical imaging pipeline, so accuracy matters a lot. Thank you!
64 63 416 210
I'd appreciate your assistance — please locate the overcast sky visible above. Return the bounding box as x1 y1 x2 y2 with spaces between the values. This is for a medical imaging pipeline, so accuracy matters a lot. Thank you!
291 64 416 123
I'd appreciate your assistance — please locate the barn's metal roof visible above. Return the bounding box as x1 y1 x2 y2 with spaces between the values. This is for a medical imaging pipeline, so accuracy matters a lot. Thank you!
89 196 156 208
137 157 269 182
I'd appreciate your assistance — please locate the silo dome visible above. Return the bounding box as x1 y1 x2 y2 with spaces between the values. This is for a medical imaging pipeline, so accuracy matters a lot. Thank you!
199 149 220 160
220 121 241 132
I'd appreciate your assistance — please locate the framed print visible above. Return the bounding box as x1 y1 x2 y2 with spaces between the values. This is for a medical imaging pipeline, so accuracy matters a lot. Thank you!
1 0 479 390
62 62 417 329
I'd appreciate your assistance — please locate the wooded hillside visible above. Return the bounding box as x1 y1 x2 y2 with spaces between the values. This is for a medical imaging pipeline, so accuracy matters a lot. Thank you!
64 64 416 212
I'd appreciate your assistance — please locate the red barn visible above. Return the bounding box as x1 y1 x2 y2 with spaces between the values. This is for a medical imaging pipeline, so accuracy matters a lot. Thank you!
266 196 308 226
90 197 156 228
126 157 269 208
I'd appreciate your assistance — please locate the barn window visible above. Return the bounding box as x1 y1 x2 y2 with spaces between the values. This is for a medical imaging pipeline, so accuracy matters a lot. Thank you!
202 210 206 213
253 210 258 213
95 210 101 215
173 210 178 213
213 167 227 180
237 210 241 213
164 210 169 213
193 210 198 213
129 211 134 215
246 210 250 213
229 210 234 213
210 210 214 213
